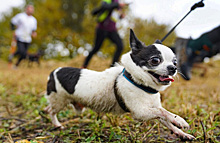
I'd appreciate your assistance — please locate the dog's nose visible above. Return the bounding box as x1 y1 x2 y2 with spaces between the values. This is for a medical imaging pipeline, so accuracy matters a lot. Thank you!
167 65 177 75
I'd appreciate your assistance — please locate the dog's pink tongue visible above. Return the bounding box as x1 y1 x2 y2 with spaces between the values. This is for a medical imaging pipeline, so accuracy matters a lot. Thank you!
159 76 174 82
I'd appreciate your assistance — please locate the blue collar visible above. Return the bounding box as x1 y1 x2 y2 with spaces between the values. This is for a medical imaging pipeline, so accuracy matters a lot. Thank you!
122 69 158 94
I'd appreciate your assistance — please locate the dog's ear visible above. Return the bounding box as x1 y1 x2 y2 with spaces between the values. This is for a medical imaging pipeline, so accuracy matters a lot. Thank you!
130 29 143 53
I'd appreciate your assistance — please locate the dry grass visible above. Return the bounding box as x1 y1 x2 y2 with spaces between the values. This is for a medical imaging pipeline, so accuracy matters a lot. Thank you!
0 55 219 142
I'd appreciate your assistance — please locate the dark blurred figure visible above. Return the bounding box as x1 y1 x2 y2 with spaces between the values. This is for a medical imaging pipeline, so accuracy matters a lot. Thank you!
176 25 220 80
8 4 37 68
27 50 44 67
82 0 127 68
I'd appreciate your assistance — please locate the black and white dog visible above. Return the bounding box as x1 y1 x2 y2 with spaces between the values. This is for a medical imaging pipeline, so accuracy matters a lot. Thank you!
45 29 195 140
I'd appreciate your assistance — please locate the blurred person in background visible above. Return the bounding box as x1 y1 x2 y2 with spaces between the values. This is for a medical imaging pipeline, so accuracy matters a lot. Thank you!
178 25 220 80
8 4 37 68
82 0 127 68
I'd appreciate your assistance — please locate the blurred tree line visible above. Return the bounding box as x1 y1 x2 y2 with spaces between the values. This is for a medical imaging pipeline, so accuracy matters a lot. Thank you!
0 0 176 60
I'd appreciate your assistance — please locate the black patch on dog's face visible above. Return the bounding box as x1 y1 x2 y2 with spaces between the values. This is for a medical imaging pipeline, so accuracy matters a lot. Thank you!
56 67 81 94
131 45 162 68
47 70 57 95
129 29 162 68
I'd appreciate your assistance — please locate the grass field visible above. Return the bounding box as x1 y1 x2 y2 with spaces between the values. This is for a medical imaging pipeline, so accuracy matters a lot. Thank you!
0 55 219 143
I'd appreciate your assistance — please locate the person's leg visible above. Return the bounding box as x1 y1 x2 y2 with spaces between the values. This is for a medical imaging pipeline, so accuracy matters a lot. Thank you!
108 31 124 66
14 41 24 67
180 51 197 80
179 35 208 80
12 40 22 58
8 40 17 64
15 42 30 67
8 54 14 64
82 28 106 68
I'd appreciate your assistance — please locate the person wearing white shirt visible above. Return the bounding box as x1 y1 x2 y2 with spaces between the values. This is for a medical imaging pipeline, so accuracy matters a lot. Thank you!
9 4 37 67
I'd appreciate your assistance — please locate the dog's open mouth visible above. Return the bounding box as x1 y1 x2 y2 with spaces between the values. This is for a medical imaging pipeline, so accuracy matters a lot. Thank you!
148 71 174 84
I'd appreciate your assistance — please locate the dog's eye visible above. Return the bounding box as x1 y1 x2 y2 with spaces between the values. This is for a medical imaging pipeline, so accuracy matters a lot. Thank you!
149 57 161 66
173 58 177 66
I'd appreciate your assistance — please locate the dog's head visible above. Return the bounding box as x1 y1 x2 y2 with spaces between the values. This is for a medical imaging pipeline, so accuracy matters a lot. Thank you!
121 29 177 91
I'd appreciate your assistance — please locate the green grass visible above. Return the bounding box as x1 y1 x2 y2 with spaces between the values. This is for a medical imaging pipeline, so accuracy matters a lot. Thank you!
0 55 219 142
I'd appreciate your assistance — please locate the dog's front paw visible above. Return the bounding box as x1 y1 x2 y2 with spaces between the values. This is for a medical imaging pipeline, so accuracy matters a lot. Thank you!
172 115 189 129
178 132 195 141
